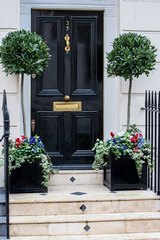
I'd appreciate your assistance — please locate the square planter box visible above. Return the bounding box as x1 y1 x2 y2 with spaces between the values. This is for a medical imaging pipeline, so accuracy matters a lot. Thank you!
10 161 47 193
103 155 147 191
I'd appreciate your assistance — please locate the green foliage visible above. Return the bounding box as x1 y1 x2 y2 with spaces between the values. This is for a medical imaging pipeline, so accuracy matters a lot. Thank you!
92 139 109 170
4 135 57 187
0 159 3 167
0 29 51 75
107 32 157 81
92 125 151 177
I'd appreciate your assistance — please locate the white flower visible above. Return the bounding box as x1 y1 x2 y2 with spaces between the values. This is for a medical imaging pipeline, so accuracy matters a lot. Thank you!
117 131 125 137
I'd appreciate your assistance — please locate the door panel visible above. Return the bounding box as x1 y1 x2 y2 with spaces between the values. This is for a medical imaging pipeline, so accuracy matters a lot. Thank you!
31 10 103 169
37 17 64 96
37 112 64 157
71 17 97 95
71 112 98 153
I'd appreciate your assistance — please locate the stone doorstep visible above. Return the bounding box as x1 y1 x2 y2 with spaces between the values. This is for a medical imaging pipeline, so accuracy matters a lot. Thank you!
9 198 160 216
10 212 160 224
10 186 160 216
10 212 160 236
9 186 160 238
8 232 160 240
49 170 103 186
9 187 160 216
9 187 160 204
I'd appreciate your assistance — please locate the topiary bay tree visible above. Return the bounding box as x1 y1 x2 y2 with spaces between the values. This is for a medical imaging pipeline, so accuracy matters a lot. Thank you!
107 32 157 130
0 29 51 135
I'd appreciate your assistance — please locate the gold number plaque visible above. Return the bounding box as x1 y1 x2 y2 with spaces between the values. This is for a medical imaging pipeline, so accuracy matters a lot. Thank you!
53 101 82 112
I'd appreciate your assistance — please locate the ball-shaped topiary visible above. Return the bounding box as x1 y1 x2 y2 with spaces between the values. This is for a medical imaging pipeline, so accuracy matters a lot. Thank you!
107 32 157 81
0 29 50 75
107 32 157 129
0 29 51 135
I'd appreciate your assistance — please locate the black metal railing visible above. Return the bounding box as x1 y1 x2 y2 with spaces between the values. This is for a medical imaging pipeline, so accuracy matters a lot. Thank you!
144 90 160 195
0 90 10 239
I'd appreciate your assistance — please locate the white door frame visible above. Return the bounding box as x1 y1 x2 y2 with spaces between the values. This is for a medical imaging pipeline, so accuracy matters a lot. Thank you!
20 0 120 139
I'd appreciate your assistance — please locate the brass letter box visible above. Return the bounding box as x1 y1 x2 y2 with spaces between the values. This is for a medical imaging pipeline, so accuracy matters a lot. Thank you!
53 101 82 112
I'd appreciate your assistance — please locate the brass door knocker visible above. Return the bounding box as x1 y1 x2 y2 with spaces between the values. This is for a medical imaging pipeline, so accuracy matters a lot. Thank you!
64 34 70 53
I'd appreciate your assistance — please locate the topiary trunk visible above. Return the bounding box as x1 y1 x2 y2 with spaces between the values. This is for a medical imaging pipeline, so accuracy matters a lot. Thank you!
127 78 133 130
21 74 26 136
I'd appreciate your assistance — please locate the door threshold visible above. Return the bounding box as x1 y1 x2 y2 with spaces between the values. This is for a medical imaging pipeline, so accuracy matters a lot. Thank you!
52 164 92 170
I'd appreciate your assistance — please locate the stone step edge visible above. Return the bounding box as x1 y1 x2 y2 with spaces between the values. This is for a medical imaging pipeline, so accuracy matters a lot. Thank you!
9 232 160 240
0 195 5 203
10 212 160 224
51 170 103 174
9 196 160 204
9 192 160 204
0 216 6 224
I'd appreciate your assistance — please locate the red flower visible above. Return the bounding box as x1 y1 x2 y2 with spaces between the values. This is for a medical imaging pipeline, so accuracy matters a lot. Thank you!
130 137 137 143
139 133 143 138
15 138 21 148
110 131 115 138
131 133 139 143
133 147 138 152
21 135 26 141
135 133 139 139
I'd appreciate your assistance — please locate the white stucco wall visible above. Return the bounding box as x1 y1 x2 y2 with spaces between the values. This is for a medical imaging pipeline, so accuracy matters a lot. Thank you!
119 0 160 132
0 0 20 186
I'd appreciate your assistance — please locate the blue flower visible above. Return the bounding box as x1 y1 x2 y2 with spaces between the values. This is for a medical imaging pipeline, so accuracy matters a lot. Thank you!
137 137 144 147
139 138 144 142
38 142 44 148
29 136 36 145
137 143 143 148
117 138 122 143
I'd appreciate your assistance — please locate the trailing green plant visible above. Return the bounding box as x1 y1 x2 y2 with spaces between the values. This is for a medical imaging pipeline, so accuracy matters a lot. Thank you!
107 32 157 129
0 159 3 168
0 29 51 135
6 135 56 187
92 125 151 178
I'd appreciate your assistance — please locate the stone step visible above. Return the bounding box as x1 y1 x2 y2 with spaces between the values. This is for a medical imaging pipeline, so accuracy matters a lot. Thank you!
10 188 160 216
0 202 6 216
9 232 160 240
10 198 160 216
0 188 5 194
49 170 103 186
10 212 160 237
0 193 6 217
0 216 6 236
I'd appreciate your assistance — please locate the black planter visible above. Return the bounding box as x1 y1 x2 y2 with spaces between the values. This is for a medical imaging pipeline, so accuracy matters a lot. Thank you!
103 155 147 191
10 161 47 193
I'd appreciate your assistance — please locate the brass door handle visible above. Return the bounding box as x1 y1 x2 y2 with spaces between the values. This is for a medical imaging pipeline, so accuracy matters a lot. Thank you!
64 34 70 52
64 95 70 101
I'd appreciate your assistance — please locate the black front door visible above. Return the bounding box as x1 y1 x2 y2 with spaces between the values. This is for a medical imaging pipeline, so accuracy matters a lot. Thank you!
31 10 103 169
